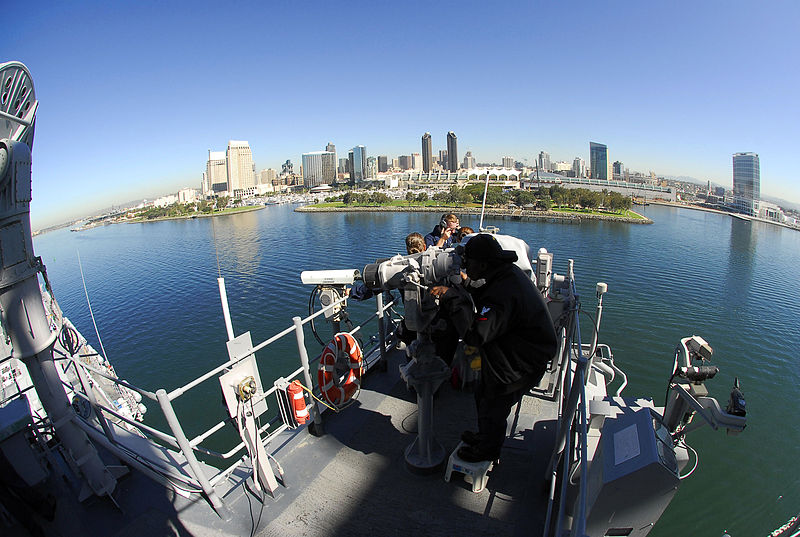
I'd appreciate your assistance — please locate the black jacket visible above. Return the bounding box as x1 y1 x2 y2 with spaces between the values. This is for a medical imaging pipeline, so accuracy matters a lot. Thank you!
442 263 558 395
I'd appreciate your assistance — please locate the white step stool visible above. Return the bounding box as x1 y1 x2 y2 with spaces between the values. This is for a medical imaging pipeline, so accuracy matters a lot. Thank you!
444 441 495 493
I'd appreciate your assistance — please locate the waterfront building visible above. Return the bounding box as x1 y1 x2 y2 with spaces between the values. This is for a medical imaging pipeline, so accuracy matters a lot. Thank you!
538 151 551 173
259 168 277 185
446 131 458 172
349 145 367 183
572 157 586 178
227 140 257 191
422 132 432 172
301 150 336 188
378 155 388 173
589 142 608 180
178 188 198 204
732 152 760 216
206 150 228 193
502 156 514 169
463 151 476 169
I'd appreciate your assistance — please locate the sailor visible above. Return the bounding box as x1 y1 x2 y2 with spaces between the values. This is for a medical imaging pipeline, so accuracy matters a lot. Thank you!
431 233 558 462
424 213 460 249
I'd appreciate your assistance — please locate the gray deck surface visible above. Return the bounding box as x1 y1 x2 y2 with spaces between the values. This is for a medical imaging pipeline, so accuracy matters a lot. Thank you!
5 346 559 537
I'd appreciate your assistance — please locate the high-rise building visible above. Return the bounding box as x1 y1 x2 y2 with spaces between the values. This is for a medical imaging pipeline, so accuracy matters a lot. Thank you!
206 150 228 193
612 161 624 180
502 156 514 168
398 155 412 170
226 140 257 191
259 168 277 185
538 151 551 173
589 142 608 180
421 132 433 172
366 156 377 179
438 150 448 168
732 152 760 216
349 145 367 183
378 155 388 173
572 157 586 178
326 142 337 174
302 151 336 188
463 151 476 169
411 153 422 171
446 132 458 172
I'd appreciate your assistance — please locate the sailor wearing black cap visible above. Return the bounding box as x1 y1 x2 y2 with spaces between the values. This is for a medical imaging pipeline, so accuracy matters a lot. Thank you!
431 233 558 463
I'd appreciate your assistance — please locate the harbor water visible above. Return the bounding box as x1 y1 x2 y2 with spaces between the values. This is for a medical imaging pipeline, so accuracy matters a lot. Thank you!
33 203 800 537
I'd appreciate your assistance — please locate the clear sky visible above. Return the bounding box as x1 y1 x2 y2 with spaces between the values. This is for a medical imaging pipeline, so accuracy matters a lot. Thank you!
7 1 800 229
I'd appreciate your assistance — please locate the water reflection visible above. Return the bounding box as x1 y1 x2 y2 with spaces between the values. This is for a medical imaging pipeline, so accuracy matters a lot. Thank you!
726 218 756 303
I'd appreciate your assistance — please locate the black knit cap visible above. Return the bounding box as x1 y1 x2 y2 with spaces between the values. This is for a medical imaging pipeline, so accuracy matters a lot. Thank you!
464 234 518 263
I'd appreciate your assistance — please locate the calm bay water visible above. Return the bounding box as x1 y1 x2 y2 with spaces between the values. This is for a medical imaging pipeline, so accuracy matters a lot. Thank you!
33 204 800 536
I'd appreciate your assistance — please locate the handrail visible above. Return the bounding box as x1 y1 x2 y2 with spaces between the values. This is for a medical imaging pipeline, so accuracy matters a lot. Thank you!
40 282 398 513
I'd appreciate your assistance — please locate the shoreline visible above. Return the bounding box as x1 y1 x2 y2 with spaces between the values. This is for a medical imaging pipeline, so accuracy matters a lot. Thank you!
295 204 653 224
647 200 800 231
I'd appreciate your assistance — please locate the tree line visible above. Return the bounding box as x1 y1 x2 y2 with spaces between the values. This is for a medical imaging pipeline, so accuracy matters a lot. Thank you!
327 185 631 213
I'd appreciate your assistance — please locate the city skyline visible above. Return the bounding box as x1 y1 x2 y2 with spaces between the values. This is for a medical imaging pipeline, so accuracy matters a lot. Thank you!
9 2 800 229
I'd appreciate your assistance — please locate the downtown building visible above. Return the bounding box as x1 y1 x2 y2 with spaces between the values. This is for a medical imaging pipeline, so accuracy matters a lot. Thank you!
446 131 458 172
227 140 257 193
732 152 760 216
421 132 433 172
589 142 609 180
301 151 337 188
206 151 228 194
348 145 367 184
463 151 476 169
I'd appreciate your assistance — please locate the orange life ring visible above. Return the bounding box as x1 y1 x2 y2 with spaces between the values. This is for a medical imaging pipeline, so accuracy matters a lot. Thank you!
317 332 363 406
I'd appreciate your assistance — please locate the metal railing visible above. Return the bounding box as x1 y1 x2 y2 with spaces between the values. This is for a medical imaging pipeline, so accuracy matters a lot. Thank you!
543 261 627 537
35 289 399 513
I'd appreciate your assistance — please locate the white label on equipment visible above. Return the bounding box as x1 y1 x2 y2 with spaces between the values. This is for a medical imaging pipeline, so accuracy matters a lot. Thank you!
614 424 640 465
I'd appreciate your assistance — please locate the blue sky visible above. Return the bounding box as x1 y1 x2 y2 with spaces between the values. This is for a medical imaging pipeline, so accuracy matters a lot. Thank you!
7 1 800 229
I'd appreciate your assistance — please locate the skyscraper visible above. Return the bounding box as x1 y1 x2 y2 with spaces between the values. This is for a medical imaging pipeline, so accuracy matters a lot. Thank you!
301 151 336 188
446 131 458 172
349 145 367 183
572 157 586 178
732 152 760 216
612 161 624 180
463 151 476 169
538 151 551 173
206 150 228 193
422 132 432 173
377 155 388 173
589 142 608 180
226 140 257 191
502 156 514 169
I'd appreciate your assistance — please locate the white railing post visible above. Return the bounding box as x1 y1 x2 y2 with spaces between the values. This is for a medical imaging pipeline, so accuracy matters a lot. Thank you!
293 316 323 434
155 389 230 519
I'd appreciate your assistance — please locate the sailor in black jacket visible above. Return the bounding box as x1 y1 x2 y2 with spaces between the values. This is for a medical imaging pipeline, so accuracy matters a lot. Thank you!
431 233 558 462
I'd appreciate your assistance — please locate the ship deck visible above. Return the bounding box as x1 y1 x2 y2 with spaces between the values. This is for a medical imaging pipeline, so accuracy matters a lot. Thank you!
8 345 560 537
